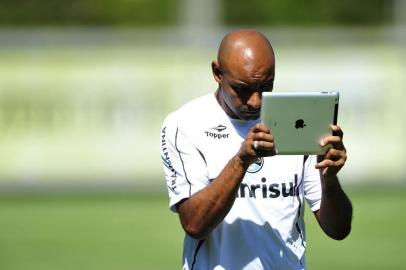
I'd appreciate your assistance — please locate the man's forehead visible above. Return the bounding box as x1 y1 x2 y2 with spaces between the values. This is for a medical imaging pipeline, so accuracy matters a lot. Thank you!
225 64 275 85
220 45 274 72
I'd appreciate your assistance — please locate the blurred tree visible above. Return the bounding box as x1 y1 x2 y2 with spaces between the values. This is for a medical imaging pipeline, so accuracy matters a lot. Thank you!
0 0 180 26
0 0 394 26
222 0 393 26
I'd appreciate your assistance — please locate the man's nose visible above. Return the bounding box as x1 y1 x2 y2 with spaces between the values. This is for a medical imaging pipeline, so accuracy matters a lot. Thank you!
247 91 261 109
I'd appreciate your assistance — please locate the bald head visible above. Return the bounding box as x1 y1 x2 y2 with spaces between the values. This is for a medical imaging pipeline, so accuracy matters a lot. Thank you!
212 30 276 120
217 30 275 75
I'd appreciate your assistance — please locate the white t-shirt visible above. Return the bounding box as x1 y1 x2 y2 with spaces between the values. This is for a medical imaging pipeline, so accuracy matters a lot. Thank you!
160 93 322 270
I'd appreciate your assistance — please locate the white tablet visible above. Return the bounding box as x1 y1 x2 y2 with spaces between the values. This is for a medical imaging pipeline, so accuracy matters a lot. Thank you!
260 91 339 155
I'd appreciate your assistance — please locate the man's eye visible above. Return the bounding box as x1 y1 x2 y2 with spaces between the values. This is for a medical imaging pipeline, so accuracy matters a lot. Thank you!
261 83 274 92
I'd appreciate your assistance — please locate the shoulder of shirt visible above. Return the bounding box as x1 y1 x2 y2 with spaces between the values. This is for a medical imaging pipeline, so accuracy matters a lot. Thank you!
163 94 217 127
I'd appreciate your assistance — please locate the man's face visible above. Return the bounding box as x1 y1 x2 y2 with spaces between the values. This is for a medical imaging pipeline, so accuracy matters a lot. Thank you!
216 59 275 120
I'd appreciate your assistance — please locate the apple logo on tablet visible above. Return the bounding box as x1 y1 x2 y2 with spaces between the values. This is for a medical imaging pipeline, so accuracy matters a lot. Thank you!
295 119 307 129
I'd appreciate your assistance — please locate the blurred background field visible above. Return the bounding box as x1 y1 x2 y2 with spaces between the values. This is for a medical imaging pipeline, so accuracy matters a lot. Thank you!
1 187 405 270
0 0 405 269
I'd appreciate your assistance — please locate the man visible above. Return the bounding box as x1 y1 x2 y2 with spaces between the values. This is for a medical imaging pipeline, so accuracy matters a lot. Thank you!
160 30 352 270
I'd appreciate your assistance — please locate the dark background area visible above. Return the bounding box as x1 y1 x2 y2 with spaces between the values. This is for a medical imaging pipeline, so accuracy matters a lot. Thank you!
0 0 394 26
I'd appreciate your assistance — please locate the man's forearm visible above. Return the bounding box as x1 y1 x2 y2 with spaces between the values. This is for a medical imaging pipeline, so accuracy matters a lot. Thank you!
177 155 248 239
315 175 353 240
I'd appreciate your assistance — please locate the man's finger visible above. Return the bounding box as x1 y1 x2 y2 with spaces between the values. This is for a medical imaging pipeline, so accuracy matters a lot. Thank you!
320 136 345 151
320 136 341 145
331 125 344 138
324 148 346 161
253 140 274 150
315 159 334 169
251 123 271 134
254 132 274 142
255 148 277 157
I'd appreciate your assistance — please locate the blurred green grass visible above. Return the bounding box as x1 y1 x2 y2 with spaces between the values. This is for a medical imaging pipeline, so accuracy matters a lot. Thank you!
305 186 406 270
0 186 405 270
0 193 183 270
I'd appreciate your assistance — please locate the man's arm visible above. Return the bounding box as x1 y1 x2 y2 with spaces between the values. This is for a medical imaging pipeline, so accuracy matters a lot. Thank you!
177 124 275 240
314 175 352 240
314 125 353 240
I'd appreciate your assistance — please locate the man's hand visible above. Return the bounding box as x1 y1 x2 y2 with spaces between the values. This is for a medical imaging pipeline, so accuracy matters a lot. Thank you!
315 125 347 178
313 125 352 240
237 123 276 168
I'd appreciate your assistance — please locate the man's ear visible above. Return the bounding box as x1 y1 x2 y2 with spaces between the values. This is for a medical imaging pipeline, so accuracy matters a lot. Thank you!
211 60 222 83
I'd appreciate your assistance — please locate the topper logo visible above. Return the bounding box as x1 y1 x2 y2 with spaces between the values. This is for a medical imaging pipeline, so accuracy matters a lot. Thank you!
210 124 227 132
205 124 229 139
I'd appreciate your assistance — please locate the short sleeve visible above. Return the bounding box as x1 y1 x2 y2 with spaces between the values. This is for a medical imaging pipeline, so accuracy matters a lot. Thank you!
160 114 209 212
303 155 322 212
